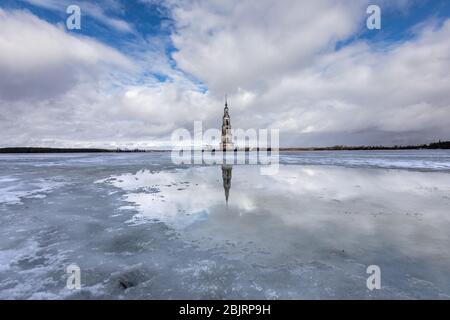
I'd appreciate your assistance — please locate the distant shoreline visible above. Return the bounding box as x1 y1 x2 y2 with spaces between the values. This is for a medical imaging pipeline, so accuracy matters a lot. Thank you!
0 148 165 154
0 141 449 153
279 141 450 151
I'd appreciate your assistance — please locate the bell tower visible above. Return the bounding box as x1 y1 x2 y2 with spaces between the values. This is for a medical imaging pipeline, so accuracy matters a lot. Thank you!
220 96 234 151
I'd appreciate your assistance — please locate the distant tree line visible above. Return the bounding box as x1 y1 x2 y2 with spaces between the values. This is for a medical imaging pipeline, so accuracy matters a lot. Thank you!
0 147 113 153
427 141 450 149
280 140 450 151
0 141 449 153
0 147 152 153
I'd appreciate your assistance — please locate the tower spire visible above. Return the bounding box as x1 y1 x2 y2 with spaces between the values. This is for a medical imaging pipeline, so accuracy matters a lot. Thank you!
220 94 234 151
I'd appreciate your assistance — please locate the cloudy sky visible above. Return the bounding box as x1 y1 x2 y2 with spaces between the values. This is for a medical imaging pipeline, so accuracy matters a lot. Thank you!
0 0 449 148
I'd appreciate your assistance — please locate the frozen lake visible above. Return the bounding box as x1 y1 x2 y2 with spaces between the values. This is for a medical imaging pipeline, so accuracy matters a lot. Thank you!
0 150 450 299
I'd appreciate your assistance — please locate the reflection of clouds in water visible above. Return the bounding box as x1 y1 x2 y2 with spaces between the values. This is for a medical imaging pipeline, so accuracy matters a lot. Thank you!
102 166 450 222
100 165 450 281
239 167 450 256
101 168 226 227
102 166 450 258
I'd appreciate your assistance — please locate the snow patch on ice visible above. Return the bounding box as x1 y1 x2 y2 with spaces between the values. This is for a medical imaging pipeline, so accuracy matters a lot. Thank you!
0 176 66 205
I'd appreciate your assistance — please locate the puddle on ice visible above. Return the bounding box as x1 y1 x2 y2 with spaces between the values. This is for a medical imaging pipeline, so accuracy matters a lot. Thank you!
102 165 450 286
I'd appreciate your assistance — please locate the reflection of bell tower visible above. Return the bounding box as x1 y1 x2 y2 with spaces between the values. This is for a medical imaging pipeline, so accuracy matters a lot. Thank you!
221 165 232 203
220 97 234 151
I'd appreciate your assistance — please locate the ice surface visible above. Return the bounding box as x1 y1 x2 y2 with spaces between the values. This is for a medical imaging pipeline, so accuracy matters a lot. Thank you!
0 151 450 299
280 150 450 171
0 176 66 205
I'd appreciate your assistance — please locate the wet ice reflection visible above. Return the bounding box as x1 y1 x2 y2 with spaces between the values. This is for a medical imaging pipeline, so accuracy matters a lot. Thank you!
221 165 232 204
103 166 450 272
